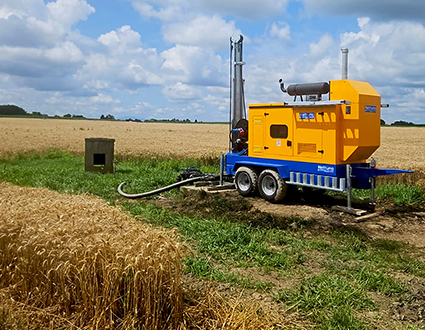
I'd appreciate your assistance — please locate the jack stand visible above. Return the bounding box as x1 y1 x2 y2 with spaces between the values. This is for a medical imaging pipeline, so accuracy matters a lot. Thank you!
346 164 352 209
332 164 366 216
219 154 225 186
369 176 376 207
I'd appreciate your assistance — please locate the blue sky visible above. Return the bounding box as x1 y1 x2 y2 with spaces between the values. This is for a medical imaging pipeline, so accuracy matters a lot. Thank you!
1 0 425 124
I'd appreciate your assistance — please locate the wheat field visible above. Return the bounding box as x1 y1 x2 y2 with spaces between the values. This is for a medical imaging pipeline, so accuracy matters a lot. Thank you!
0 181 183 329
0 118 423 170
0 118 229 159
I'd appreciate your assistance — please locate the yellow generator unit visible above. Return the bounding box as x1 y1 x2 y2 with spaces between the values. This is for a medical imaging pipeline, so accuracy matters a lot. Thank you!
226 78 411 205
248 79 381 165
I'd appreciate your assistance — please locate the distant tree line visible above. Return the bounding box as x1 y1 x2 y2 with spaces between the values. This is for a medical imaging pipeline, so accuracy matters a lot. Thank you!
0 104 86 119
100 114 115 120
0 105 28 116
381 119 424 127
142 118 200 123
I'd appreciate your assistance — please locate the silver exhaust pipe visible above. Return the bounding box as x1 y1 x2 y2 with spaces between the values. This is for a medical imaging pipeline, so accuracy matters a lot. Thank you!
341 48 348 79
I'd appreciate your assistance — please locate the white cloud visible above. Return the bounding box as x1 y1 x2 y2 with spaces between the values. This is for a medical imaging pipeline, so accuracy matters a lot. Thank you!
98 25 142 51
90 93 120 104
76 26 163 91
46 41 83 62
162 15 241 50
129 0 290 20
340 18 425 86
0 0 95 92
0 0 424 124
269 22 291 40
161 45 227 86
46 0 94 28
198 0 290 19
303 0 425 21
124 60 163 85
162 82 202 101
0 0 47 20
309 34 334 57
129 0 184 21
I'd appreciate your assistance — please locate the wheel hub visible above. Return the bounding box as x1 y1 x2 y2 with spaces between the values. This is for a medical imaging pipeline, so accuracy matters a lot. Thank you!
261 176 276 196
237 172 251 192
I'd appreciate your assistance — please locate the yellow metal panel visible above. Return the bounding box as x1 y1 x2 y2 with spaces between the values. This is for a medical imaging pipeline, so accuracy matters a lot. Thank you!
330 80 380 163
264 110 293 158
293 109 323 160
247 79 381 166
249 114 264 156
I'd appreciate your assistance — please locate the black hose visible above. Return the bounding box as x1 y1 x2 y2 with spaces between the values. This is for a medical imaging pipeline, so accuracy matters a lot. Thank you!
117 175 217 199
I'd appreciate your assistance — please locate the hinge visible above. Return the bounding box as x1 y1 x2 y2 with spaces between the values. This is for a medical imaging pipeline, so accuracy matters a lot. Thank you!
264 112 269 116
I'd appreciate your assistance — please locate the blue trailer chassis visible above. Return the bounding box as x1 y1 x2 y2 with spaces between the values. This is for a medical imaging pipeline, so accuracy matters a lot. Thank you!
225 151 412 206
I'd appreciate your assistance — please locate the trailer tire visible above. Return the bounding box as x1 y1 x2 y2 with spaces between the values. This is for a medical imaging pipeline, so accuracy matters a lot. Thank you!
258 169 287 203
235 166 258 196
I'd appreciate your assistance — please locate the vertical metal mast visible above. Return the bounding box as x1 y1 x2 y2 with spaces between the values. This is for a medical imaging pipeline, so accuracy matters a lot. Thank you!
230 35 246 130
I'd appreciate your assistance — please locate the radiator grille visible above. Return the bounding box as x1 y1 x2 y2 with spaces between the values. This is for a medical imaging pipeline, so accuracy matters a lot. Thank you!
298 143 316 154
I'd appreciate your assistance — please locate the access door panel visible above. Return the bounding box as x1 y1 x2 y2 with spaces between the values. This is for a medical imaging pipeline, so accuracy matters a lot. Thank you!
293 110 324 160
264 109 293 159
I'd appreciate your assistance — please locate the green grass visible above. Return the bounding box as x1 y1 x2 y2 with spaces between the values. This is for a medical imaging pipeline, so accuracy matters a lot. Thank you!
122 201 307 269
352 183 425 206
278 272 374 329
0 149 217 202
183 256 272 290
1 150 424 329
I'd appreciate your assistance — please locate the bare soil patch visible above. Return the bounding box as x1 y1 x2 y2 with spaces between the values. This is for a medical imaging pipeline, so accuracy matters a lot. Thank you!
166 188 425 249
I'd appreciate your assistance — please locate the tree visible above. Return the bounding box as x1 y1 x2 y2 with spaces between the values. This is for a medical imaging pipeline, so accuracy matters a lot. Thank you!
0 105 27 116
380 119 386 126
390 120 415 127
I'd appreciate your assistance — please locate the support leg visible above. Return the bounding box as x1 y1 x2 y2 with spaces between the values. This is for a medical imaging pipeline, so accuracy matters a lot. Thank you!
346 164 352 209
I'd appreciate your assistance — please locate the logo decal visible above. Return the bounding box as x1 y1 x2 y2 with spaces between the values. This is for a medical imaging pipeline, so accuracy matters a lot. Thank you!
299 112 315 120
365 105 376 113
317 165 335 173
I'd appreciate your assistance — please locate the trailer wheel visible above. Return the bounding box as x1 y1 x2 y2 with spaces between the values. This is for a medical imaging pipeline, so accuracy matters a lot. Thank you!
235 166 258 196
258 169 287 203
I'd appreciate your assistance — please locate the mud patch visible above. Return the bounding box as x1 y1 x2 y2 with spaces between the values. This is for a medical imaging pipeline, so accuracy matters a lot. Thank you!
392 278 425 326
352 210 425 248
156 189 425 248
156 189 315 230
251 199 329 221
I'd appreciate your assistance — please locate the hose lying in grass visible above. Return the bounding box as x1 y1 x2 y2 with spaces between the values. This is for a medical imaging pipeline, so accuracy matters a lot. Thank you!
118 167 222 199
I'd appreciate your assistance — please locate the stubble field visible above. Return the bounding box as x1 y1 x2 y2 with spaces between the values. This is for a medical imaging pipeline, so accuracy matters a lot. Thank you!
0 117 424 171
